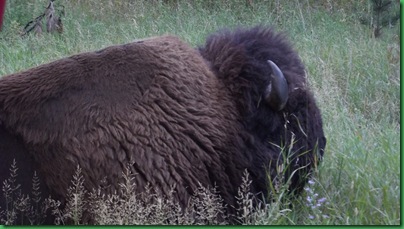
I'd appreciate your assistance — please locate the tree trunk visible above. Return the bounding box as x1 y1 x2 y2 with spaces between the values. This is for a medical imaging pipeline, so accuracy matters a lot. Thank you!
0 0 6 31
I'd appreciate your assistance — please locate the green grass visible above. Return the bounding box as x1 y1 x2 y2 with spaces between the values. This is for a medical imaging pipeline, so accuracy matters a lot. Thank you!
0 0 400 225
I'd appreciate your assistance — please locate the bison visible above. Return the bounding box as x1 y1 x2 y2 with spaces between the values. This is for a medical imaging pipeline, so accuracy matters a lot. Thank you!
0 26 326 224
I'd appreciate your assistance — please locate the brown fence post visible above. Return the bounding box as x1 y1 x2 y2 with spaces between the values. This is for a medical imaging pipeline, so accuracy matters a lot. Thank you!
0 0 5 31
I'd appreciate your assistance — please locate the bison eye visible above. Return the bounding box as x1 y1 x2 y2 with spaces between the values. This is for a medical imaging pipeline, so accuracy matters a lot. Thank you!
264 60 289 111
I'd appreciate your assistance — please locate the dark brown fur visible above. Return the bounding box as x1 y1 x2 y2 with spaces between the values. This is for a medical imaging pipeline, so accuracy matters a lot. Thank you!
0 26 326 224
0 35 248 222
198 26 326 198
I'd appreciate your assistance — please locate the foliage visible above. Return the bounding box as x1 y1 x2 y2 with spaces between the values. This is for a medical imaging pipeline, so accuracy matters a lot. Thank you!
359 0 400 37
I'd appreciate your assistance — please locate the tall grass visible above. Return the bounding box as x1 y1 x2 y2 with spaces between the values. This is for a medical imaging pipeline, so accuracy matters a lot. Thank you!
0 0 400 225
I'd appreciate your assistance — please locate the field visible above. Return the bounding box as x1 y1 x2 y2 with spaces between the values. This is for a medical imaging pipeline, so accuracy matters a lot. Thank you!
0 0 400 225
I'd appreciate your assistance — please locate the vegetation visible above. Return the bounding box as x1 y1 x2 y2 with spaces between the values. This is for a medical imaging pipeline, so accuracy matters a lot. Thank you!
359 0 400 37
0 0 400 225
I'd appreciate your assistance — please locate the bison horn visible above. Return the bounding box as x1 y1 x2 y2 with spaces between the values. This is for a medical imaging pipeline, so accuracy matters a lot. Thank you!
264 60 289 111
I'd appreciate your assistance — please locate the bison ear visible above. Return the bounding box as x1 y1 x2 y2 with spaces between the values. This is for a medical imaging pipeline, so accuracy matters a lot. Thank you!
264 60 289 111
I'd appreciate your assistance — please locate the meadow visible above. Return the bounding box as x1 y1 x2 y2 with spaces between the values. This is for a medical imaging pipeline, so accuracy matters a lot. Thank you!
0 0 400 225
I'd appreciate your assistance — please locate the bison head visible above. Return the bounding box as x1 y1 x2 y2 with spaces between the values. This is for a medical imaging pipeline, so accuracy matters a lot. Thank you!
198 26 326 197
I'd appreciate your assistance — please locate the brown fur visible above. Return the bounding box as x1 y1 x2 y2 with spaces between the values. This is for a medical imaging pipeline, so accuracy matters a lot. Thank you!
0 36 248 216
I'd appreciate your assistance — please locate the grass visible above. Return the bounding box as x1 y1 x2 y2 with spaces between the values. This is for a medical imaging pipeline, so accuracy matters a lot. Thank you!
0 0 400 225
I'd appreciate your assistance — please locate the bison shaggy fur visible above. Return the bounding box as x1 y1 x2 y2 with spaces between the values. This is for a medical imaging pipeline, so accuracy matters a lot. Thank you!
0 26 326 224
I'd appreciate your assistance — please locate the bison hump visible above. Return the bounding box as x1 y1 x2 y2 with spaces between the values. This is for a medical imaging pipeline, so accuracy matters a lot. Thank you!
0 35 199 145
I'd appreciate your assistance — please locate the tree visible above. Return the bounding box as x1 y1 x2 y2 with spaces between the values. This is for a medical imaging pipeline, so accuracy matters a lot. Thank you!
360 0 400 38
